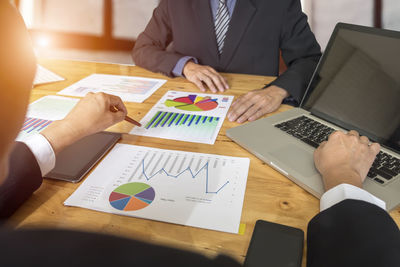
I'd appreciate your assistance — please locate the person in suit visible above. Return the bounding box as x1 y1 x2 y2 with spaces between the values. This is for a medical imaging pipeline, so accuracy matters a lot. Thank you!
1 2 399 267
308 130 400 267
132 0 321 124
0 0 128 218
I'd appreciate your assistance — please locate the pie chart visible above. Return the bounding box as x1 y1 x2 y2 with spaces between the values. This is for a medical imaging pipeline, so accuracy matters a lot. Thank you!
109 182 155 211
165 94 218 111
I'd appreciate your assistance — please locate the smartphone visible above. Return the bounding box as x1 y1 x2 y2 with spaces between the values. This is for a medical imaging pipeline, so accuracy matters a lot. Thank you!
244 220 304 267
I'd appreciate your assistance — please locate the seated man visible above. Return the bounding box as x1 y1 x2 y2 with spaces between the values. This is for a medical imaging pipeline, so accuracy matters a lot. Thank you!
132 0 321 123
1 2 399 267
308 130 400 266
0 1 128 217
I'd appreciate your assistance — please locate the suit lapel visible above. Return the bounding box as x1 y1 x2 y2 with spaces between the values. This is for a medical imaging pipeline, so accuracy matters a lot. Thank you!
220 0 257 69
192 0 219 61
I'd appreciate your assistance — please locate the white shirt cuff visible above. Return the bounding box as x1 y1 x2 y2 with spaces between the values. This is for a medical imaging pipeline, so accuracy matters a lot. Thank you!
22 133 56 176
320 183 386 211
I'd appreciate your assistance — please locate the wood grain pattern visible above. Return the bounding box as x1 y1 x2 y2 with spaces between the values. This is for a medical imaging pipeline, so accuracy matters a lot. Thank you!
7 59 400 266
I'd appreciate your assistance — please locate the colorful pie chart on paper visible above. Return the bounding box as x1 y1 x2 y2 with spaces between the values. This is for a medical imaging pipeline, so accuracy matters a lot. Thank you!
165 95 218 111
109 182 155 211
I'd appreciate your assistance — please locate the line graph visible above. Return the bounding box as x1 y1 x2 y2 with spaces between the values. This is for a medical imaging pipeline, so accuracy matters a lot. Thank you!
135 159 229 194
64 144 250 234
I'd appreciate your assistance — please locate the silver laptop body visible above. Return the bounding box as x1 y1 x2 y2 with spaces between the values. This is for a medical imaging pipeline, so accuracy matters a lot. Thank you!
227 23 400 210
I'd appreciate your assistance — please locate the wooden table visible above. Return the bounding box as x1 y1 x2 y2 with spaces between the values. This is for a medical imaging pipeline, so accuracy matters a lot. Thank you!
8 59 400 266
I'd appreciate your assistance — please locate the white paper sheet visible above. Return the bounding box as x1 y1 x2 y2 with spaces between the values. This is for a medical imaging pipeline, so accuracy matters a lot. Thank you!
130 91 234 144
16 95 79 141
58 74 166 103
65 144 250 234
34 65 65 86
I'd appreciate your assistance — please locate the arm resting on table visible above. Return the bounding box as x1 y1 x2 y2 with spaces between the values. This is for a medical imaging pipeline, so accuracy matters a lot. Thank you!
270 0 321 103
307 199 400 267
132 0 183 77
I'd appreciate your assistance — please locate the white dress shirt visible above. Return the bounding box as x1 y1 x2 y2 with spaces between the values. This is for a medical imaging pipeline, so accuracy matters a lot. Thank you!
320 183 386 211
22 133 55 176
21 133 386 211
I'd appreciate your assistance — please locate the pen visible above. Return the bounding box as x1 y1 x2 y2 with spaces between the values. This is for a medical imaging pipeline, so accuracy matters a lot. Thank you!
125 115 142 127
111 105 142 127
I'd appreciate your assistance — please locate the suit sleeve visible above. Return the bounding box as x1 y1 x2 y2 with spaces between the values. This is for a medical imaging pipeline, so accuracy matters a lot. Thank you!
270 0 321 103
0 142 43 219
132 0 183 77
307 199 400 267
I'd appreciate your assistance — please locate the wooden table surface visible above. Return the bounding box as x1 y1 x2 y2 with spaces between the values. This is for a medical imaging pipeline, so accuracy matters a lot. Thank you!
7 59 400 266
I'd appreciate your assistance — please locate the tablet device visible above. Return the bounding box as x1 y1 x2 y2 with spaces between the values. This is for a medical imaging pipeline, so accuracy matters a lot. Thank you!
45 131 121 183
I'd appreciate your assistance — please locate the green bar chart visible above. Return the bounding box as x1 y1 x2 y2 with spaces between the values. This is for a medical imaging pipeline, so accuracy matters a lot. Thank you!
130 91 234 144
143 111 220 142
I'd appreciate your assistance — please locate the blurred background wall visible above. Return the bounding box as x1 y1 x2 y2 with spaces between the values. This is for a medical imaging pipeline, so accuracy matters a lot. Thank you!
14 0 400 64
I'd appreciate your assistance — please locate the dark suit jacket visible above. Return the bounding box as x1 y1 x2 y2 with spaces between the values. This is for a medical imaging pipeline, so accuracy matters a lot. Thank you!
307 200 400 267
1 144 399 266
132 0 321 102
0 142 43 219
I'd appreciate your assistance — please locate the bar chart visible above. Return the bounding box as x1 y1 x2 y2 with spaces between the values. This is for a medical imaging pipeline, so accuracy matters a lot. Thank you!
131 91 234 144
18 117 53 140
138 111 220 143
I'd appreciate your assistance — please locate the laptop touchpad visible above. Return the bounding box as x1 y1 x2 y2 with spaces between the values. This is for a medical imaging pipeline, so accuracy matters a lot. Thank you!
270 145 318 177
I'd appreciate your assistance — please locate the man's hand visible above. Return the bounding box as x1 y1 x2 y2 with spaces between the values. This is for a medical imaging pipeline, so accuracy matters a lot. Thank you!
314 130 381 191
183 61 229 93
227 86 289 123
41 93 127 154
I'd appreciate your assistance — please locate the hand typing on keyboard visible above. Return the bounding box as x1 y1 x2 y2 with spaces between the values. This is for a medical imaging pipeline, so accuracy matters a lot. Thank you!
276 116 400 185
313 130 381 191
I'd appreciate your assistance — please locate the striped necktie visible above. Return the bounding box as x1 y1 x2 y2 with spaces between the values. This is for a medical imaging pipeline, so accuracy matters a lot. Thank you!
214 0 230 55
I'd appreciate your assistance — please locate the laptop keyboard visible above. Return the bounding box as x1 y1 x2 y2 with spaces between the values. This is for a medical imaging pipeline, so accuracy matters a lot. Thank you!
275 116 400 185
275 116 335 148
369 152 400 184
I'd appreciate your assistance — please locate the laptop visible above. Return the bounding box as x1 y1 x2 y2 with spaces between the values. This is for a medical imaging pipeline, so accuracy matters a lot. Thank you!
226 23 400 210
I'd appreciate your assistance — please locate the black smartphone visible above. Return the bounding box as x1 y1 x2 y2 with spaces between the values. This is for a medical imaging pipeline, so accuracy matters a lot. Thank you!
244 220 304 267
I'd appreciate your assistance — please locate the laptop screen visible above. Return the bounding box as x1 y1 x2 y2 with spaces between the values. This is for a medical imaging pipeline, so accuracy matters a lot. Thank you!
302 24 400 154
